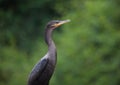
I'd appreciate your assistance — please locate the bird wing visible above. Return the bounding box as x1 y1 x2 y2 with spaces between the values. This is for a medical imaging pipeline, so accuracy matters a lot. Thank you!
28 58 49 83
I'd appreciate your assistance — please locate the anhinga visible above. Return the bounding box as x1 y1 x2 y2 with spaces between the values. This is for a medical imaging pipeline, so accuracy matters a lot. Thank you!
28 20 70 85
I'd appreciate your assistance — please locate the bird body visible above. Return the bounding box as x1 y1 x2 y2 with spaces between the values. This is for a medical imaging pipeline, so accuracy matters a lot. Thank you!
28 20 70 85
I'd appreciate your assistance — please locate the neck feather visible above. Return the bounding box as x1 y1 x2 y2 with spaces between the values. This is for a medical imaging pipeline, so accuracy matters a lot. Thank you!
44 27 57 66
45 28 56 53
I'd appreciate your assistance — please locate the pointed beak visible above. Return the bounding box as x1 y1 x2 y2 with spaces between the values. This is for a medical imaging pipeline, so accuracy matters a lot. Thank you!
54 19 70 27
59 19 71 25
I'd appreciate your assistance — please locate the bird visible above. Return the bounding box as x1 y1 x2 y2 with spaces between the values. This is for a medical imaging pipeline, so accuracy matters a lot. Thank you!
28 19 70 85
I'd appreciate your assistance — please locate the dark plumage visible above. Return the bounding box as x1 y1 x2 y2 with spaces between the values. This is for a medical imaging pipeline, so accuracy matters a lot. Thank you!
28 20 70 85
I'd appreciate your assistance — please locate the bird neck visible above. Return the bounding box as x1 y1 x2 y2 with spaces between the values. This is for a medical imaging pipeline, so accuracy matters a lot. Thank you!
45 28 57 66
45 28 56 53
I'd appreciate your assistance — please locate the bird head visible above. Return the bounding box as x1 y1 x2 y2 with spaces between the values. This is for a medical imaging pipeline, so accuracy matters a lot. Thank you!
46 19 70 29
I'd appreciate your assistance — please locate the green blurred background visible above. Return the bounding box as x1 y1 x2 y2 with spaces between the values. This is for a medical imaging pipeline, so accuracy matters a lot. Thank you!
0 0 120 85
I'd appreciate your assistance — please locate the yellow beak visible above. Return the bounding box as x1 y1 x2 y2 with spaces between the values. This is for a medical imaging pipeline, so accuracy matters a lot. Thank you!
54 19 70 27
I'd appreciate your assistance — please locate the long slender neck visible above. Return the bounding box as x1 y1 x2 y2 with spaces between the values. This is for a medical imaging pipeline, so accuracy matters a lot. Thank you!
45 28 53 46
45 28 56 56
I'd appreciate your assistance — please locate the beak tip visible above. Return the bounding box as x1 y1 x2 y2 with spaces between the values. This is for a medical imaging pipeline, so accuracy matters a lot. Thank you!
66 19 71 22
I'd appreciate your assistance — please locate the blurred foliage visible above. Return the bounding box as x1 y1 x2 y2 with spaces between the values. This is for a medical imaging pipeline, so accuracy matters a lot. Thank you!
0 0 120 85
0 0 61 53
54 0 120 85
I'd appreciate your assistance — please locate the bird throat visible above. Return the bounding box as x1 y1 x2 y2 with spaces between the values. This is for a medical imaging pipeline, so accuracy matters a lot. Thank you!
45 28 57 64
45 28 56 51
45 28 53 46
